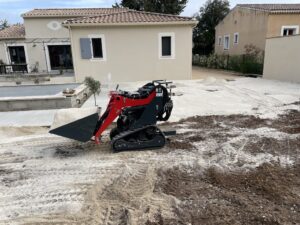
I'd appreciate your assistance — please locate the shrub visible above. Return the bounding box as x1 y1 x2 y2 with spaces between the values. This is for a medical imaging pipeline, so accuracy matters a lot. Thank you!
198 55 208 67
228 55 242 72
207 54 219 68
240 55 264 75
34 77 40 84
192 44 264 75
84 77 101 106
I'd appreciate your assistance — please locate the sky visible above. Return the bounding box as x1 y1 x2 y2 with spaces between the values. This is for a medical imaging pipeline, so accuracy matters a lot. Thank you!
1 0 300 24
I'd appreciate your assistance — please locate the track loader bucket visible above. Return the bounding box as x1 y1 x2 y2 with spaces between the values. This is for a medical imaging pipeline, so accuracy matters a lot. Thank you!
49 107 100 142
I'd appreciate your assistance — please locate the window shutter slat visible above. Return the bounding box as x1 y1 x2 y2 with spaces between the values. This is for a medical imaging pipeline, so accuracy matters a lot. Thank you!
80 38 92 59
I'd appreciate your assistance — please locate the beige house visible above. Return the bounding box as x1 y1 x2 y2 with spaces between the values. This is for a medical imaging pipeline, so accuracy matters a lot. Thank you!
63 10 197 82
215 4 300 55
0 8 196 82
0 8 128 74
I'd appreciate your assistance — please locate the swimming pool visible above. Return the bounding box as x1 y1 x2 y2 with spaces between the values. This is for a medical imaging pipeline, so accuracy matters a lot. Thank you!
0 84 79 98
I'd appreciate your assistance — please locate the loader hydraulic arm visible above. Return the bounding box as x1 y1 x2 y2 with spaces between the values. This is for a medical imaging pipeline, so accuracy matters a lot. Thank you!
93 90 156 144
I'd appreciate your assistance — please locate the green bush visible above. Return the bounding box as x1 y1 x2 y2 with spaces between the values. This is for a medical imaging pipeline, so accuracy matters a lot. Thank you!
198 55 208 67
240 55 263 74
207 54 218 68
228 55 242 72
192 44 264 75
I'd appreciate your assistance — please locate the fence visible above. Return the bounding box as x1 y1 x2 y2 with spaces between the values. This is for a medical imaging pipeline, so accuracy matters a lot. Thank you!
0 64 28 75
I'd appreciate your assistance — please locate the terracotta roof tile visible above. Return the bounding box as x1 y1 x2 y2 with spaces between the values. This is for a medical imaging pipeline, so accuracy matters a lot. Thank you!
22 8 129 18
237 4 300 13
0 25 25 39
64 10 196 25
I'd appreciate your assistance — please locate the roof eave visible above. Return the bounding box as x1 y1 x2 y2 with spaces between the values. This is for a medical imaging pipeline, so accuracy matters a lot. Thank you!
236 5 271 13
0 37 25 40
270 11 300 14
63 21 198 27
22 15 100 18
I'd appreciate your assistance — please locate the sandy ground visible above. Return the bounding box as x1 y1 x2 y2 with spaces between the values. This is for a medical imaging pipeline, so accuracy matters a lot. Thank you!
0 108 299 224
0 77 299 224
192 66 241 80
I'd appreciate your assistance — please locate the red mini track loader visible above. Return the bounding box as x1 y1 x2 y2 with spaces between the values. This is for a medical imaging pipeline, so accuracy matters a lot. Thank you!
50 80 174 151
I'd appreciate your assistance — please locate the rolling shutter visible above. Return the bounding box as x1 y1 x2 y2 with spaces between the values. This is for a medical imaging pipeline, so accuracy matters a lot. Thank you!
80 38 92 59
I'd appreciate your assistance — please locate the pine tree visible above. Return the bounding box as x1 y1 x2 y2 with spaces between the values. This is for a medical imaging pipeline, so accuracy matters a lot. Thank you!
193 0 230 55
113 0 188 15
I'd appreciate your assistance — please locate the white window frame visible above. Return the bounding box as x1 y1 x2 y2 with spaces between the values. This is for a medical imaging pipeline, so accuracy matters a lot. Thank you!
158 32 175 59
233 32 239 45
218 36 222 46
281 25 299 36
88 34 107 61
5 43 30 73
44 42 71 72
223 35 230 50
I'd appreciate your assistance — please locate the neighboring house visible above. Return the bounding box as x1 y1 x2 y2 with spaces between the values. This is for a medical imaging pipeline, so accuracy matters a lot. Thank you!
215 4 300 55
263 35 300 83
0 8 128 74
0 8 197 82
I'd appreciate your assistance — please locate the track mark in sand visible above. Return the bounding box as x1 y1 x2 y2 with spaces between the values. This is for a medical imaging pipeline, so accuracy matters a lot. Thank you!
75 163 176 225
0 133 125 223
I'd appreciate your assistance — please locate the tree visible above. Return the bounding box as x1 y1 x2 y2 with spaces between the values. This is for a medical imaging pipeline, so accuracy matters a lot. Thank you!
193 0 230 55
0 19 9 30
84 77 101 106
113 0 188 15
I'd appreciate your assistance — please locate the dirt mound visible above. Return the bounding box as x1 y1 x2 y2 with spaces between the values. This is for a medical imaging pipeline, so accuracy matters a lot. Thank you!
155 163 300 225
171 110 300 133
272 110 300 134
243 136 300 157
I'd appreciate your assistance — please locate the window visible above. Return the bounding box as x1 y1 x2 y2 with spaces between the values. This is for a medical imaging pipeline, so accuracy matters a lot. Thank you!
234 33 239 44
224 35 230 50
281 26 299 36
159 33 175 59
162 36 171 56
79 35 106 60
218 36 222 46
91 38 103 58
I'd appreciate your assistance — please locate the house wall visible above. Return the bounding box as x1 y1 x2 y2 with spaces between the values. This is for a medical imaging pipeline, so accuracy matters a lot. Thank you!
69 25 193 83
215 7 269 55
0 40 70 73
0 40 33 72
263 35 300 83
24 18 70 38
0 42 8 64
25 42 49 73
267 14 300 38
0 17 74 73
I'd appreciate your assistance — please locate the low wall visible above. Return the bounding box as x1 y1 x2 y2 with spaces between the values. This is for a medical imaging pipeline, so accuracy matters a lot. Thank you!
0 84 91 112
263 35 300 83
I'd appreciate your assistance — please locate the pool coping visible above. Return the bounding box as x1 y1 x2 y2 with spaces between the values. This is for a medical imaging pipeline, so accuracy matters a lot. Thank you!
0 83 84 101
0 84 92 111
